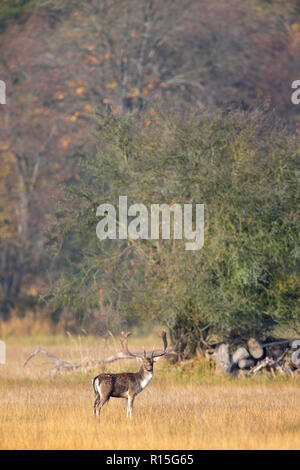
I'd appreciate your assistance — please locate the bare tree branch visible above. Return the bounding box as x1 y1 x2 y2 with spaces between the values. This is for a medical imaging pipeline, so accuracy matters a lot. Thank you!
23 344 176 375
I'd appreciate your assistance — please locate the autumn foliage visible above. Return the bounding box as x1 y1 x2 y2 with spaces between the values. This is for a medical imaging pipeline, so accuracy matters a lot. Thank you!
0 0 299 341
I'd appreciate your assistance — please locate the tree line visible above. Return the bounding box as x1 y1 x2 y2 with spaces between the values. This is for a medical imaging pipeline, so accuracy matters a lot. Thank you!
0 0 299 352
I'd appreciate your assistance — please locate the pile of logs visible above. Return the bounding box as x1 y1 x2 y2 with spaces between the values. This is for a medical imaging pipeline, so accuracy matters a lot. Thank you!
214 337 300 377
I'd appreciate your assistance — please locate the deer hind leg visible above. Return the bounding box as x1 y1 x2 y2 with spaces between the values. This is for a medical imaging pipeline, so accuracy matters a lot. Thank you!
94 392 109 416
93 393 100 416
93 378 110 417
96 394 110 417
126 394 135 419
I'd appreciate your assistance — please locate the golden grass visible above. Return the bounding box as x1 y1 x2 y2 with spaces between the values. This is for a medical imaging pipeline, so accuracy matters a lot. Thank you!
0 311 56 339
1 340 300 450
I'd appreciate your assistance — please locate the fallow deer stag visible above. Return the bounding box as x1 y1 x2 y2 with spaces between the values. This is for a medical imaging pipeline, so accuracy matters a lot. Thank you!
92 331 167 418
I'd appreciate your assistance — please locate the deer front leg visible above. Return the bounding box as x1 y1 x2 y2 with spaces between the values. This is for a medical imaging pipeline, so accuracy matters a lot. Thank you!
126 394 135 419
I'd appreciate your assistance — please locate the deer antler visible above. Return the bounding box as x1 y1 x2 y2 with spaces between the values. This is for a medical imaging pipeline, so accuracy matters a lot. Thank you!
152 331 168 358
120 331 145 359
121 330 167 359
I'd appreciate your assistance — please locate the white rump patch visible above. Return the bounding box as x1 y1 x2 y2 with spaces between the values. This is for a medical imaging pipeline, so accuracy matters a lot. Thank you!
93 378 101 396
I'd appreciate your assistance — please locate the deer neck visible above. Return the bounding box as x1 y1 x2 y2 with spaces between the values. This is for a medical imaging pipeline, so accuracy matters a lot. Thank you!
138 365 153 390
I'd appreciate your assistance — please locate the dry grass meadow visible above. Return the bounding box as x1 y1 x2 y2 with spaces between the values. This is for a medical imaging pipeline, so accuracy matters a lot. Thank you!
0 329 300 450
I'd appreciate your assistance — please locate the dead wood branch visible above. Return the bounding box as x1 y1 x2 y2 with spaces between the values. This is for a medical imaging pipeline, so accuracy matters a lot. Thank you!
250 348 291 377
23 345 175 375
23 347 102 376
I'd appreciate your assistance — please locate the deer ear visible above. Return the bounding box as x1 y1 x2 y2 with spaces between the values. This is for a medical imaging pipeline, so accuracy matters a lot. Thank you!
136 357 143 363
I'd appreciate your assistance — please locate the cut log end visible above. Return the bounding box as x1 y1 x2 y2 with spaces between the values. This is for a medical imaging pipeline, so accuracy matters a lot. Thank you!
247 337 264 359
232 347 249 364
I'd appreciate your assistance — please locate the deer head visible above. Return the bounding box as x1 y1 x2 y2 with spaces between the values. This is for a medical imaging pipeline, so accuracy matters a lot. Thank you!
120 330 167 372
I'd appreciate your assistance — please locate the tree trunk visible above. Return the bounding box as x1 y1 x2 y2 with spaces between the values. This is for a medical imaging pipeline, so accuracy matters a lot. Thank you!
0 244 24 319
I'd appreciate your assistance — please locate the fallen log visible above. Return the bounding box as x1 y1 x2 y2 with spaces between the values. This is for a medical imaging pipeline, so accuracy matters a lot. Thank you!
247 338 264 359
238 358 255 369
263 339 294 348
215 344 233 373
232 347 249 364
